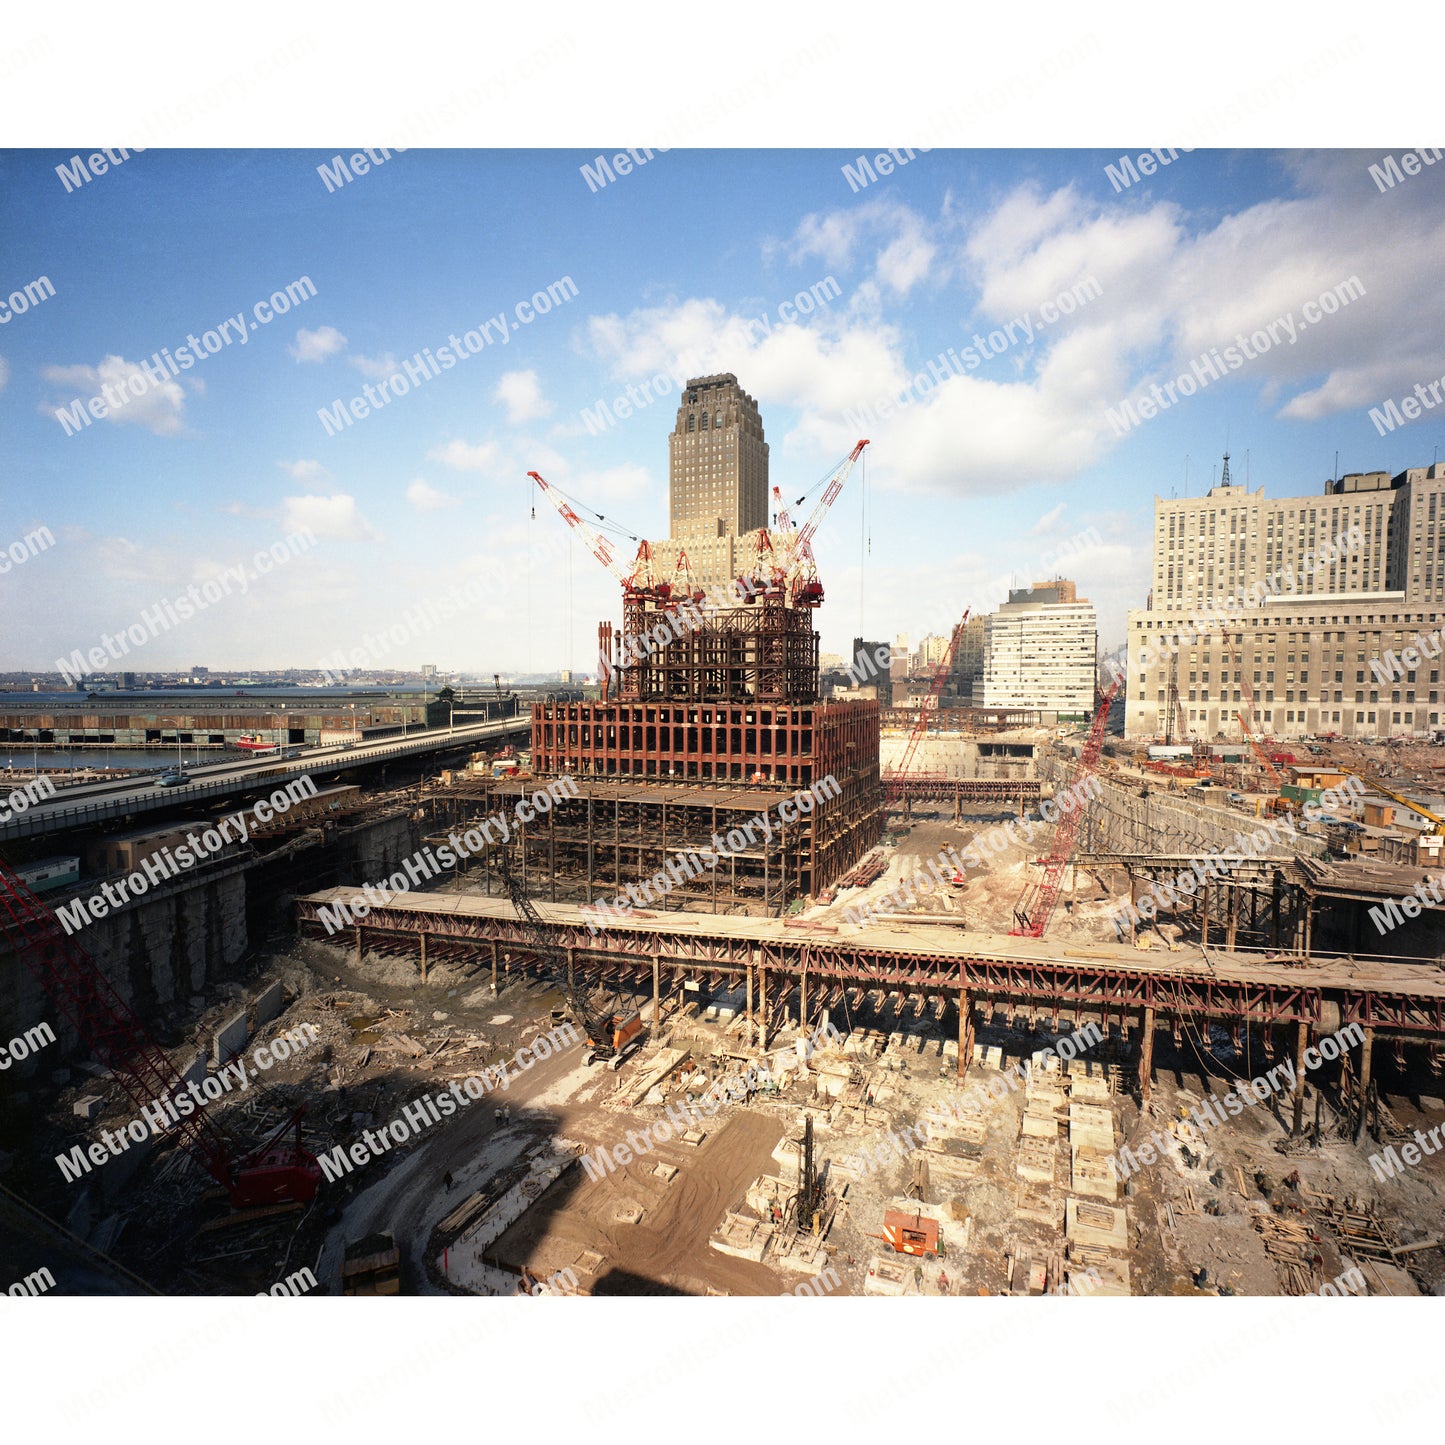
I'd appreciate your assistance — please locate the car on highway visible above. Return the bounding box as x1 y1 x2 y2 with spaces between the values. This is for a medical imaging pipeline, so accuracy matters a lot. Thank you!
156 770 191 788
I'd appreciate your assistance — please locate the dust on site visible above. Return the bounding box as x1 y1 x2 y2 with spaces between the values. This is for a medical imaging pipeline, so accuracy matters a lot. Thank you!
5 448 1445 1301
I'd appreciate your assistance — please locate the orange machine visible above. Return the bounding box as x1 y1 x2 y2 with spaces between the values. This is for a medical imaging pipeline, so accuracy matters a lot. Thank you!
587 1009 645 1070
880 1210 940 1257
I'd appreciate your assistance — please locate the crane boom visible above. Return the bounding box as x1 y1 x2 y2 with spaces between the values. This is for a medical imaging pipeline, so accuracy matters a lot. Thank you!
1222 629 1281 787
529 471 656 592
883 613 969 803
783 439 869 574
1010 678 1119 939
0 857 319 1206
1340 771 1445 833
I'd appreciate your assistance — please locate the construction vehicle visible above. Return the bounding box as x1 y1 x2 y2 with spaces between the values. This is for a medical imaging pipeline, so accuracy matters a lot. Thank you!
875 1209 940 1257
341 1232 401 1295
0 856 321 1208
494 848 645 1068
882 612 970 806
1010 678 1119 938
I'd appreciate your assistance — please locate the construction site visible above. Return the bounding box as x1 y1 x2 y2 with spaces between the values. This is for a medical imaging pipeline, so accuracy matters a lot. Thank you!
4 406 1444 1303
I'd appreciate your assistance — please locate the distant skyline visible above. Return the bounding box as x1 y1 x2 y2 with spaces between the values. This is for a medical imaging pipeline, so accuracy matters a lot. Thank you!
4 148 1443 679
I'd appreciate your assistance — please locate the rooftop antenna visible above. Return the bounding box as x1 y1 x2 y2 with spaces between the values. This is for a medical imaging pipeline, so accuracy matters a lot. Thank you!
1220 450 1232 487
1246 449 1250 485
1184 454 1189 498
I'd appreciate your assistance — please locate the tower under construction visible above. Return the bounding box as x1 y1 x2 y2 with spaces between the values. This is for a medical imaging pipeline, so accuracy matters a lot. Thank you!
503 418 882 915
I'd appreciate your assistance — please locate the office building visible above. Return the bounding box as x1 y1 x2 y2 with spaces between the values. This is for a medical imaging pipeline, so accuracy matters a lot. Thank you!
980 582 1097 717
1126 459 1445 740
653 373 769 593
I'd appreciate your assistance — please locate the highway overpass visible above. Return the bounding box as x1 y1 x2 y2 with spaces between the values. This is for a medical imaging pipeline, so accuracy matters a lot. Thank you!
0 714 530 843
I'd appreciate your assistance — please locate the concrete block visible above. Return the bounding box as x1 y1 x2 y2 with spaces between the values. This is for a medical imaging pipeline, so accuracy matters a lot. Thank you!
863 1256 911 1295
1070 1146 1120 1202
1066 1197 1128 1252
1021 1112 1057 1139
72 1095 104 1121
213 1008 249 1066
1016 1138 1056 1184
254 980 284 1027
179 1053 208 1088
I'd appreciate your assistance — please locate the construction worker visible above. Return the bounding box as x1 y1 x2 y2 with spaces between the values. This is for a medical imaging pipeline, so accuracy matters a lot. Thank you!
443 1170 454 1192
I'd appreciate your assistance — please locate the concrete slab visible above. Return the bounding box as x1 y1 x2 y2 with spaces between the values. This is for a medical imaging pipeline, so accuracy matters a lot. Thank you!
710 1211 773 1262
1066 1197 1128 1252
1068 1102 1115 1153
863 1256 911 1295
1017 1138 1056 1184
253 979 284 1027
922 1149 980 1183
212 1008 249 1066
1016 1186 1064 1228
1021 1112 1058 1139
1071 1146 1120 1202
1080 1257 1131 1296
72 1095 103 1121
1071 1074 1111 1102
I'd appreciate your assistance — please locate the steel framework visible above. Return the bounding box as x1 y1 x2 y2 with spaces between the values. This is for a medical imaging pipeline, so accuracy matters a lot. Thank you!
293 890 1445 1042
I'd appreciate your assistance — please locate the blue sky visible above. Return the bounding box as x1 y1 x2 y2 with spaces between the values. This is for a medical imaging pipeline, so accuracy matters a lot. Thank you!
4 146 1444 676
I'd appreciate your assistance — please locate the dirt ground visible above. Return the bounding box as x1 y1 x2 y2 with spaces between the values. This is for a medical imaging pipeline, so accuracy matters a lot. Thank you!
12 787 1444 1299
487 1109 787 1295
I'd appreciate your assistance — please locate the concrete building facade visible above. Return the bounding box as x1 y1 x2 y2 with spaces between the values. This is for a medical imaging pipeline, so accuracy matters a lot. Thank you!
980 583 1097 716
653 373 769 592
1126 460 1445 741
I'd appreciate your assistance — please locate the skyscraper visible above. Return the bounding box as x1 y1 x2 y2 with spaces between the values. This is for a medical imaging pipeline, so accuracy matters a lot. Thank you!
1125 460 1445 740
658 373 769 592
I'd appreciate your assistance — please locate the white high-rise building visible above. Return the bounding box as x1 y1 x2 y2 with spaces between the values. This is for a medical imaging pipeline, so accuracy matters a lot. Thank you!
980 581 1097 716
1126 458 1445 741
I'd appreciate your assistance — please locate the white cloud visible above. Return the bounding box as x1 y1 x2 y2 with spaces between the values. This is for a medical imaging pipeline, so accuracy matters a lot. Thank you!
428 438 500 472
494 369 551 423
349 351 398 381
406 478 459 512
1030 502 1068 535
598 164 1445 502
785 198 947 298
278 459 331 488
288 326 347 363
41 355 187 435
280 493 380 542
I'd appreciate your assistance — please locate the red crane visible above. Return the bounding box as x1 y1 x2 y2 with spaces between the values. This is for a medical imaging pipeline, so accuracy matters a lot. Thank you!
1009 677 1119 939
883 613 970 805
0 858 320 1207
768 439 870 606
1221 628 1282 788
529 471 669 599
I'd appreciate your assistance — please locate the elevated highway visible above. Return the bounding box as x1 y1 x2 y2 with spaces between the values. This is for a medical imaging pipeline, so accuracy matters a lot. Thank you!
0 714 530 843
